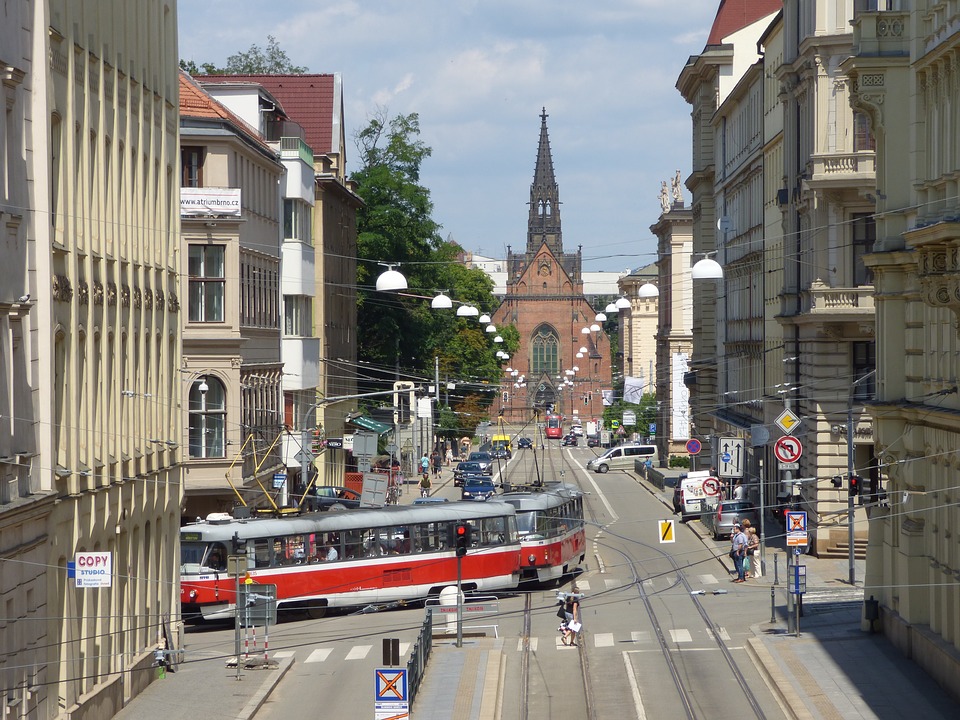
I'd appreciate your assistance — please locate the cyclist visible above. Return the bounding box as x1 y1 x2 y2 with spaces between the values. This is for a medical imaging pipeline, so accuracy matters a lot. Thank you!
419 472 431 498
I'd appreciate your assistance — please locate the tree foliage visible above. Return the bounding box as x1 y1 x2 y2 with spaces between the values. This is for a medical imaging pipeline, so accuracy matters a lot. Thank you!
352 110 502 430
180 36 308 75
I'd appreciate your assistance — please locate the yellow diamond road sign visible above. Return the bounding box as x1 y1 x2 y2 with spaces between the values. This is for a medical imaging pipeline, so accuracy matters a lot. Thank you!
775 408 801 435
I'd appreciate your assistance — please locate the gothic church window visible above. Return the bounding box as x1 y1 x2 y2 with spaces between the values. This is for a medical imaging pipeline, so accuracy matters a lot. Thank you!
531 325 559 377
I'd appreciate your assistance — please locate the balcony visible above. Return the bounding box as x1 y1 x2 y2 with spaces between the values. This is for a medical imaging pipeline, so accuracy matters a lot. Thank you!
799 281 875 319
850 10 909 58
280 136 314 166
806 152 876 191
282 337 321 390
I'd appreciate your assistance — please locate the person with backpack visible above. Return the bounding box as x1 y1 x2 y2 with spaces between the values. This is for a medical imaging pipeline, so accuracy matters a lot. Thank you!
419 471 431 498
730 523 749 582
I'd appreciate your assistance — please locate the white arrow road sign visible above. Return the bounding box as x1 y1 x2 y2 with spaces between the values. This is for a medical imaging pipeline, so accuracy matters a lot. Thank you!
717 437 745 478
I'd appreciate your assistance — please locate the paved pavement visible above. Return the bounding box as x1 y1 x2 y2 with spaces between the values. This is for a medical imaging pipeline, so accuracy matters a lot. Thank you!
117 465 958 719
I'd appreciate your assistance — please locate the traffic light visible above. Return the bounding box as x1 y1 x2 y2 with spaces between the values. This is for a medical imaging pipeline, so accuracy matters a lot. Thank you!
454 523 471 557
849 474 862 496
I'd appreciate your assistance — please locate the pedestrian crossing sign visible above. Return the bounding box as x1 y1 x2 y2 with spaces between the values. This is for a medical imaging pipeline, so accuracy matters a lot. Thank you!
658 519 676 544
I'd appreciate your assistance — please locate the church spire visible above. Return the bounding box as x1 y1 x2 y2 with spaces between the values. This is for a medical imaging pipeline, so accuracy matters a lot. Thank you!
527 107 562 254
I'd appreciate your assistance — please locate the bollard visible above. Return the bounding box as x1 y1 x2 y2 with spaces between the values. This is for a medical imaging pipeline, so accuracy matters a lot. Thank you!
770 585 776 624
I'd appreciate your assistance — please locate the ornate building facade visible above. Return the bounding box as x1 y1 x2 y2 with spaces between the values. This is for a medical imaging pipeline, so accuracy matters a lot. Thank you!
492 110 611 422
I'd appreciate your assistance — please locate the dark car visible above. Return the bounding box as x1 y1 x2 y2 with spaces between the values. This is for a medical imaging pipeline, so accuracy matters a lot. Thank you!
701 500 761 540
561 433 578 447
312 486 361 511
517 437 533 449
490 446 511 460
467 451 494 475
461 476 497 501
586 435 600 448
454 461 484 487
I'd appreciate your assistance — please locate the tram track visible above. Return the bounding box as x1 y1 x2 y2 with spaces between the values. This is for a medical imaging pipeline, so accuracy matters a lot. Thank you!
508 433 766 719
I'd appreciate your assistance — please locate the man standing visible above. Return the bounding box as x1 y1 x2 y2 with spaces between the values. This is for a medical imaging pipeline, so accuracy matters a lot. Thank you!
730 524 749 582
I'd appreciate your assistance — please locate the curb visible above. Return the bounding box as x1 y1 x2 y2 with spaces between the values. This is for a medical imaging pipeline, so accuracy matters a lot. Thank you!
745 636 811 720
237 656 294 720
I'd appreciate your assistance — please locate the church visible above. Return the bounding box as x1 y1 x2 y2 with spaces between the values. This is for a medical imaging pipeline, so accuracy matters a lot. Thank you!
492 110 612 423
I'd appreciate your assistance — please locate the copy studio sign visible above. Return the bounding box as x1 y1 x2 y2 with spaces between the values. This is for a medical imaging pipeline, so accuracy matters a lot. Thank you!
72 552 113 588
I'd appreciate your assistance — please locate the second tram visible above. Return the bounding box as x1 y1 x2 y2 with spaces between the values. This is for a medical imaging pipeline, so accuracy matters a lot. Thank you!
496 483 585 583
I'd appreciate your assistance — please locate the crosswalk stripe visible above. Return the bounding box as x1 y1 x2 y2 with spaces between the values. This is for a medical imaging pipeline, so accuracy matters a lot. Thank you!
576 580 591 591
272 651 295 659
399 642 411 657
305 649 332 663
556 637 576 649
604 578 621 590
516 637 540 652
593 633 615 647
697 574 721 585
705 627 731 641
630 631 651 643
669 629 693 643
345 645 371 660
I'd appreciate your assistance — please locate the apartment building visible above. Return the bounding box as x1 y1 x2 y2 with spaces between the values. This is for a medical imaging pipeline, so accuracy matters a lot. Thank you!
1 2 182 716
179 71 284 519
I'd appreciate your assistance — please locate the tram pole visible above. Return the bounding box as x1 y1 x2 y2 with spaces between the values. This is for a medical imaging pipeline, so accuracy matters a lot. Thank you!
456 555 463 648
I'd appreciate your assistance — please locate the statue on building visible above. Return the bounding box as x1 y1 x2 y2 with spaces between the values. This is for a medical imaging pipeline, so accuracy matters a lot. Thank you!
671 170 684 205
659 181 670 213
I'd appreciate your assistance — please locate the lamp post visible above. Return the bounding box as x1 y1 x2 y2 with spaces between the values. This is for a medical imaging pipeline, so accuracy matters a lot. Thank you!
847 369 876 585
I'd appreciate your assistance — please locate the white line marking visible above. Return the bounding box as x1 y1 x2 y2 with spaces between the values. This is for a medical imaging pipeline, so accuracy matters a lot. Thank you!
593 633 615 647
630 631 651 643
517 637 539 652
623 651 646 720
271 650 295 659
605 578 621 590
345 645 371 660
669 629 692 643
305 648 332 663
399 642 411 656
576 580 591 591
697 574 721 585
578 465 618 522
706 627 731 642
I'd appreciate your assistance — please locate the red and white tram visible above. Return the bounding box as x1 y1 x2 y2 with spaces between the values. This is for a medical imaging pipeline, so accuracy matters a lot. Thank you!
544 414 564 439
496 483 585 584
180 502 520 622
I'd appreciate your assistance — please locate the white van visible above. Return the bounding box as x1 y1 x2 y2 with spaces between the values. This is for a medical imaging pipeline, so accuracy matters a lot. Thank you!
586 443 659 473
678 470 715 521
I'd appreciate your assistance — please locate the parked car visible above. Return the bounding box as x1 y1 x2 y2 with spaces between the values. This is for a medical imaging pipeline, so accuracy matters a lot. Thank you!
586 435 600 448
467 451 494 475
461 476 497 501
586 443 659 473
561 433 578 447
517 437 533 449
701 500 761 540
454 461 484 487
312 486 361 511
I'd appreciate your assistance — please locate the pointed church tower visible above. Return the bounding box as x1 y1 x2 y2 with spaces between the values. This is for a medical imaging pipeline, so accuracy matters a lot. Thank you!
527 108 562 255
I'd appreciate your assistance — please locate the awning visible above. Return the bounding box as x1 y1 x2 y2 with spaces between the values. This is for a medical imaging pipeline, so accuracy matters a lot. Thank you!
348 416 392 435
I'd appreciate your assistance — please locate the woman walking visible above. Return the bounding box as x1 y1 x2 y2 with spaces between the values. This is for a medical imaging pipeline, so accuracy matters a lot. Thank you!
561 586 582 646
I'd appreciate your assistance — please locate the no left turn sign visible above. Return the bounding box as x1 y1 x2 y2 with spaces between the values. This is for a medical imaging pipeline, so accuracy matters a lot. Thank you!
774 435 803 463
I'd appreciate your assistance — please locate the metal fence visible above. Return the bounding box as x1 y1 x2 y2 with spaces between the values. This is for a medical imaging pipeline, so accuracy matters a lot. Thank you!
407 609 433 704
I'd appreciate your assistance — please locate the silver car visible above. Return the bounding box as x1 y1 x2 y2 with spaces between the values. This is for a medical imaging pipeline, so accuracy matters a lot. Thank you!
701 500 760 540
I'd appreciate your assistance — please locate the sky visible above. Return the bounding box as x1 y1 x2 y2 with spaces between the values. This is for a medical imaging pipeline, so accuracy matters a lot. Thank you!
177 0 719 273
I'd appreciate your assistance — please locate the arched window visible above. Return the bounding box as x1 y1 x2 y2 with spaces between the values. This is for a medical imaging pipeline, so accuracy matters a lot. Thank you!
189 377 226 458
531 325 559 377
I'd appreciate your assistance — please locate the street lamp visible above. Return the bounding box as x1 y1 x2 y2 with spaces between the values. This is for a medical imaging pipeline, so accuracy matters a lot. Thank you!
637 281 659 298
691 254 724 280
456 304 479 317
431 292 453 309
615 296 631 310
478 313 491 324
605 302 618 314
376 263 408 292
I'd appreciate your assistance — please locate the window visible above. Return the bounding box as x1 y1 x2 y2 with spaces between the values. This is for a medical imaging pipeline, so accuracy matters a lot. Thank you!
852 342 876 401
852 214 875 286
188 377 226 459
531 325 559 376
853 113 875 152
284 295 313 336
188 245 225 322
283 199 312 244
181 146 203 187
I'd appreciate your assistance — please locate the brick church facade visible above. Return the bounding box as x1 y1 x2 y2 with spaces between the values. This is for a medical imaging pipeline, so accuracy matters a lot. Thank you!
493 110 612 422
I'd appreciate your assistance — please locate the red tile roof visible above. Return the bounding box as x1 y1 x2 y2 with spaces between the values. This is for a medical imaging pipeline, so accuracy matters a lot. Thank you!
706 0 782 46
198 74 337 155
178 70 271 151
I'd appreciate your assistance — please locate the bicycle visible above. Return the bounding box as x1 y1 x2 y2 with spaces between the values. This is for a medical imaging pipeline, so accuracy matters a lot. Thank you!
386 484 400 505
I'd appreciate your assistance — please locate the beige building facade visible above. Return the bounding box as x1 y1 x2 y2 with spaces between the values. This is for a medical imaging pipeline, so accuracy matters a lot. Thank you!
1 1 183 716
843 2 960 698
617 264 658 397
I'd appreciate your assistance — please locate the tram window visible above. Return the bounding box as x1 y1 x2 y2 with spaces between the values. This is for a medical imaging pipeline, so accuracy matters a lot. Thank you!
479 517 506 546
317 533 340 562
253 538 272 568
361 529 382 558
203 542 228 571
343 529 363 559
414 522 444 552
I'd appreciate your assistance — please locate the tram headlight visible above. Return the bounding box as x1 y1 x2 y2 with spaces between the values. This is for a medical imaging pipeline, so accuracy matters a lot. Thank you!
189 590 197 600
527 554 536 564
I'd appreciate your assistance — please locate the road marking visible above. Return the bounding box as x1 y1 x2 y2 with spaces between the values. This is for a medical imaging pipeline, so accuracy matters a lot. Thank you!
593 633 615 647
641 579 655 591
399 642 410 657
604 578 621 590
705 627 731 642
697 574 721 585
623 651 647 720
578 465 618 522
630 631 651 643
517 637 539 652
272 650 295 659
556 637 576 649
345 645 371 660
305 648 332 663
669 629 692 643
575 580 591 591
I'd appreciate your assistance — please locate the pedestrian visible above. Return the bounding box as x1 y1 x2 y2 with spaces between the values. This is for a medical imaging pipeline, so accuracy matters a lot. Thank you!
747 527 761 577
562 586 582 646
730 523 749 582
420 453 430 477
445 447 453 466
431 449 442 476
733 481 745 501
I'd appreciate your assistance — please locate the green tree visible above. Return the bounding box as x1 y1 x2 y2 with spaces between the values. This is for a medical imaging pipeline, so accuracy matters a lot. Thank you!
180 36 307 75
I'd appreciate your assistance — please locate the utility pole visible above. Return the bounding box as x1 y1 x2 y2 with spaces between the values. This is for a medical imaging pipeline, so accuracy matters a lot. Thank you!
847 369 876 585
